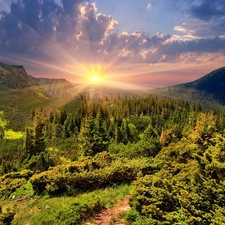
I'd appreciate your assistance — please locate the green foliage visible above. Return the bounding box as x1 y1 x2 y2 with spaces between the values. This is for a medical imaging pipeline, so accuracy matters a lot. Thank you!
29 152 159 196
11 181 34 199
3 93 225 224
0 139 25 175
126 208 139 223
0 111 7 128
78 112 109 156
23 152 53 173
4 130 23 139
12 184 132 225
108 126 161 158
0 170 33 198
129 112 225 224
0 205 15 225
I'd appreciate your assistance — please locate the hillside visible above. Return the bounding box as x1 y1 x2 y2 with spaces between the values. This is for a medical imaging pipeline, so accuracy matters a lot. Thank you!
151 67 225 108
2 63 225 224
0 62 36 89
0 62 63 130
33 77 77 99
1 94 225 224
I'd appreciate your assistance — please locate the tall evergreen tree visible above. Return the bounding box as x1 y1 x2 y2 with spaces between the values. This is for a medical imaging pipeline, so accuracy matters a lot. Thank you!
25 127 35 156
34 121 46 155
92 111 109 154
77 117 94 156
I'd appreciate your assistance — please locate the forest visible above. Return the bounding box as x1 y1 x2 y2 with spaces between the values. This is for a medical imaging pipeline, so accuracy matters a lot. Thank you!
1 94 225 224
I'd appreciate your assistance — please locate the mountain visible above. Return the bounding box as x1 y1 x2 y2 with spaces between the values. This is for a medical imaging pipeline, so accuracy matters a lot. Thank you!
151 67 225 108
184 67 225 94
0 62 47 97
0 62 37 89
33 77 77 99
0 62 54 129
1 60 225 118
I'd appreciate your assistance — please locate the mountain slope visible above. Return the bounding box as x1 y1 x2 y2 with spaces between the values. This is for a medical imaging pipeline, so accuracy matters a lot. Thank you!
151 67 225 108
33 77 77 99
0 62 57 130
0 62 36 89
185 67 225 93
0 62 48 98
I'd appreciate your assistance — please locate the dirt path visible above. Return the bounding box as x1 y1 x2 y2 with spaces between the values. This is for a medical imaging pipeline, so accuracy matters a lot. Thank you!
86 198 130 225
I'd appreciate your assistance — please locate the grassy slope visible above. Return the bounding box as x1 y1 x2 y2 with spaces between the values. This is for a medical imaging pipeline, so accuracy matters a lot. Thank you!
0 86 72 130
5 184 133 225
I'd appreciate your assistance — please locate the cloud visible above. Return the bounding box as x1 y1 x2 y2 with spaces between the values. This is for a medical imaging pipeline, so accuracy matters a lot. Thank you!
175 0 225 37
79 3 118 42
174 18 225 37
191 0 225 21
0 0 225 69
146 4 152 10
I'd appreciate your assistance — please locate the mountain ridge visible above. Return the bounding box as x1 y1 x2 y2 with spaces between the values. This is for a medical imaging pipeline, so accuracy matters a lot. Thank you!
0 62 36 89
1 61 225 108
33 77 77 99
150 66 225 108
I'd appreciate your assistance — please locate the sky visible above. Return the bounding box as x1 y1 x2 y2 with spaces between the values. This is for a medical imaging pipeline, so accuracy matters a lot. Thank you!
0 0 225 89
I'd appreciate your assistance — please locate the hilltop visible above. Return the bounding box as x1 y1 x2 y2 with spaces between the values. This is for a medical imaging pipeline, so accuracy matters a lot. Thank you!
151 67 225 108
33 77 77 99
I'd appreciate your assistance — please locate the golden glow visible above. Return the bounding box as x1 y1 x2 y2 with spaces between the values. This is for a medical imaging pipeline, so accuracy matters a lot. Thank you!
91 75 100 82
85 64 104 84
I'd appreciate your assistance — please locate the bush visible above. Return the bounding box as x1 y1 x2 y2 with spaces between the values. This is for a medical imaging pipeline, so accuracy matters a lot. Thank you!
0 170 33 198
126 208 139 223
0 206 15 225
29 153 160 196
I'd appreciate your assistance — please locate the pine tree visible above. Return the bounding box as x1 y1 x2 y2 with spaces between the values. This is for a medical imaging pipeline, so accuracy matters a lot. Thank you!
25 127 35 156
77 117 94 156
34 121 46 155
92 111 109 154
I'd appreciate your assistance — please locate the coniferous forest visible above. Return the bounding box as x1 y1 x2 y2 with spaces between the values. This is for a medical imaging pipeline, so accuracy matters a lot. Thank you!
1 94 225 224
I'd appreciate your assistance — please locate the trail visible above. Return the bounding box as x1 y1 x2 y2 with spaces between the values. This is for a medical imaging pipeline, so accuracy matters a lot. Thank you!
86 198 130 225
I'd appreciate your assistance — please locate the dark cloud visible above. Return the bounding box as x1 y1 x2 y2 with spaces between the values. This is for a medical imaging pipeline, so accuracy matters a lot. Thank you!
61 0 83 15
191 0 225 21
167 37 225 54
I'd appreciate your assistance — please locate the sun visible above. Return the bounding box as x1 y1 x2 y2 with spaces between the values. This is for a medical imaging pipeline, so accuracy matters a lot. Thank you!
85 64 104 84
89 74 103 84
91 75 100 82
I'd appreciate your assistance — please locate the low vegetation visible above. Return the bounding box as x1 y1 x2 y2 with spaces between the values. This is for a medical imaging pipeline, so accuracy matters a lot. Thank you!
1 94 225 224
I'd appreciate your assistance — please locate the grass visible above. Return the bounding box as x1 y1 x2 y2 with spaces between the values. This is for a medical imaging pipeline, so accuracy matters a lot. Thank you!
0 111 7 127
0 110 24 139
0 86 81 131
9 184 134 225
0 87 70 130
4 129 24 139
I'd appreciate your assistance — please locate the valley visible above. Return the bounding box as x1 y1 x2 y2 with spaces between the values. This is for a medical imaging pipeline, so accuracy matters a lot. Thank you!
1 62 225 224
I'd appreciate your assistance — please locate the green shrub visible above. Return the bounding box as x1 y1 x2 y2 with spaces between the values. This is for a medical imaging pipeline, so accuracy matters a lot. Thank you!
10 182 34 199
0 206 15 225
0 170 33 198
126 208 139 223
30 153 160 196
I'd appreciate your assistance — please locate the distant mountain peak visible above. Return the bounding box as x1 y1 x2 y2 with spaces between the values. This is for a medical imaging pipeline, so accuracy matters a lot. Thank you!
184 67 225 93
151 66 225 108
32 77 77 99
0 62 36 89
